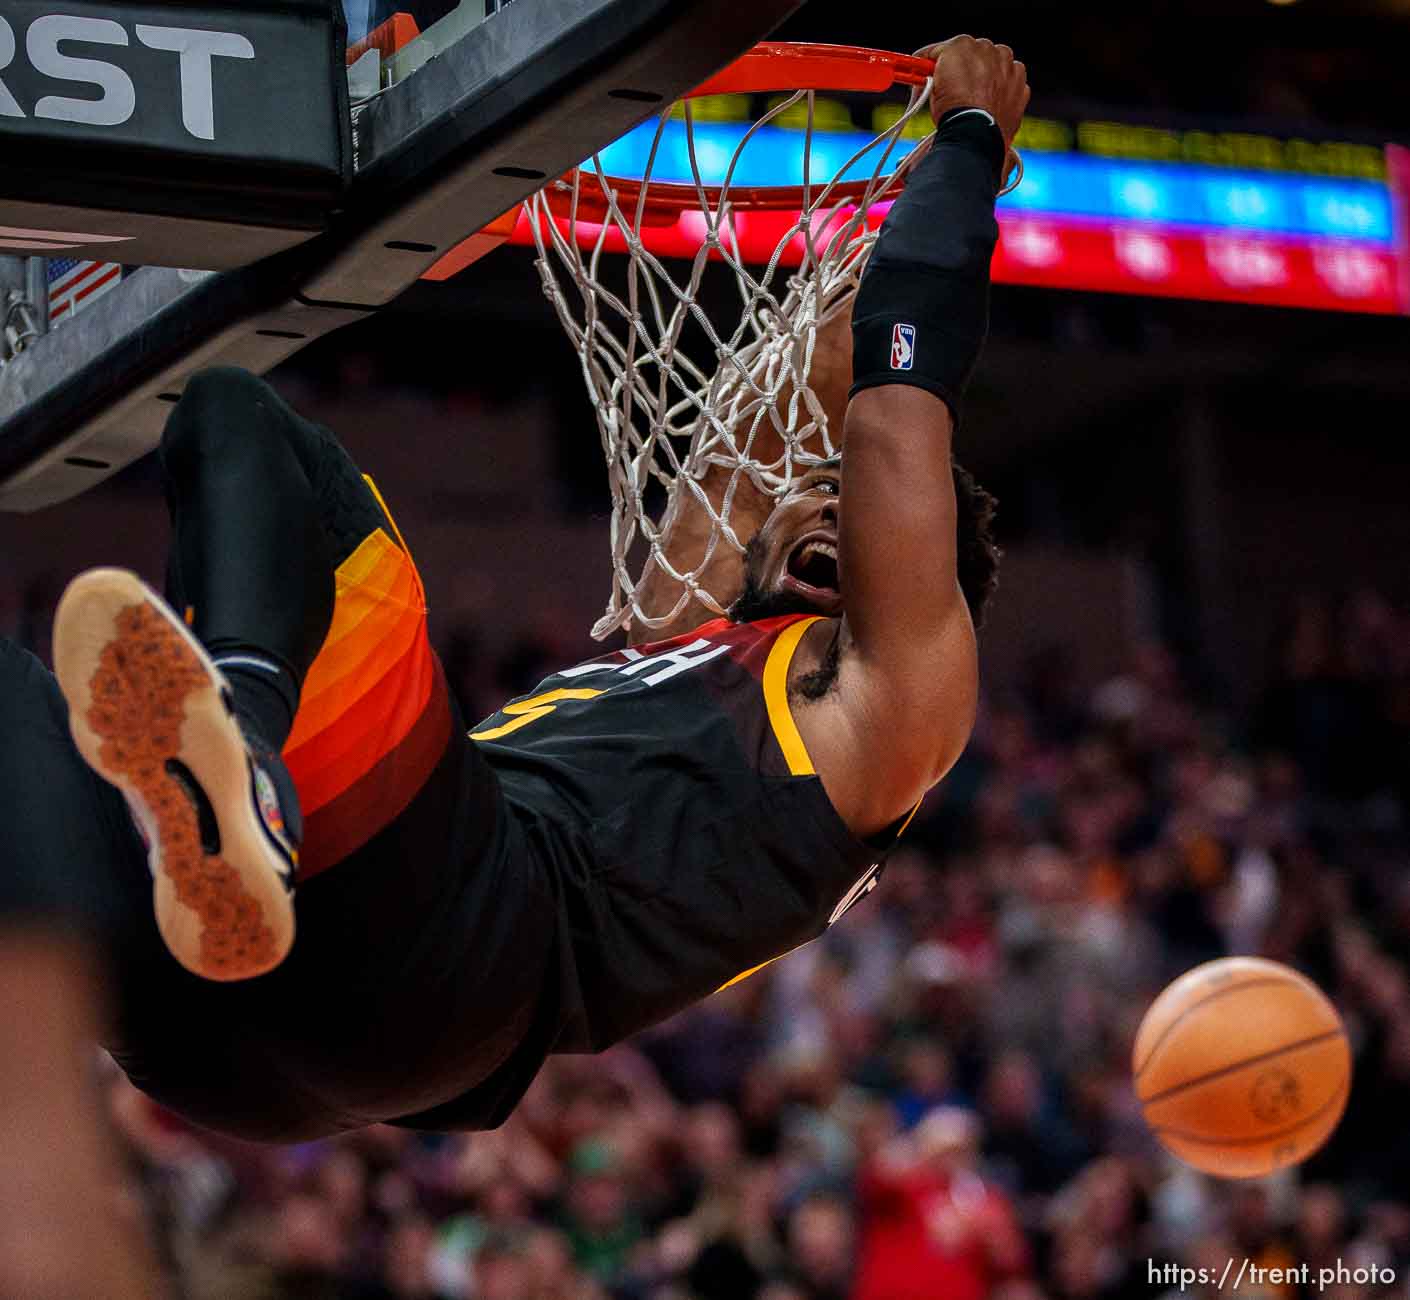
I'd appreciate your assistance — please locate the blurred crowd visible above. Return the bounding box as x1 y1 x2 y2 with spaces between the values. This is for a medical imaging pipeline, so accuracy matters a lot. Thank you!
29 583 1410 1299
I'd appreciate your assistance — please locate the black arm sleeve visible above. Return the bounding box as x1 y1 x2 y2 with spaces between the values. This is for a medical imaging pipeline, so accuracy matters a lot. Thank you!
849 109 1005 426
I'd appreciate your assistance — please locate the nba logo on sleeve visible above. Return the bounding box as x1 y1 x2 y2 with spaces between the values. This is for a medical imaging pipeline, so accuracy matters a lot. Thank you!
891 323 915 371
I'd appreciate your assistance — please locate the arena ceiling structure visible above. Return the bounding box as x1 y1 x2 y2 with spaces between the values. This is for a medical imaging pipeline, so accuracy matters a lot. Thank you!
0 0 808 510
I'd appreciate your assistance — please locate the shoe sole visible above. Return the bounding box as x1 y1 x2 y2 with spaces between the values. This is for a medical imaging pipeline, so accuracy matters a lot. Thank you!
53 568 295 982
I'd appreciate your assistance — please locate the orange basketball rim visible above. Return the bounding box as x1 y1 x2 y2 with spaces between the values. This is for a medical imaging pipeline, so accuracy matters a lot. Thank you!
424 41 943 281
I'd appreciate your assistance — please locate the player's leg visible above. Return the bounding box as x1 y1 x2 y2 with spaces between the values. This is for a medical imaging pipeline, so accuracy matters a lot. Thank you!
162 370 562 1129
158 364 337 754
57 367 559 1134
187 371 563 1127
157 365 460 882
53 366 340 981
0 639 161 1298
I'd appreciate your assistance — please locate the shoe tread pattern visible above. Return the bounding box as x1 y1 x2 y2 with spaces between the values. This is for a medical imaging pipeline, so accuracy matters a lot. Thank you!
83 600 285 980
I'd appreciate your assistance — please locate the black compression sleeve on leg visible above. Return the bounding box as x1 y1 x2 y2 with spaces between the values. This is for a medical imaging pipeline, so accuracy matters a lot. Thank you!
160 368 335 749
849 109 1006 425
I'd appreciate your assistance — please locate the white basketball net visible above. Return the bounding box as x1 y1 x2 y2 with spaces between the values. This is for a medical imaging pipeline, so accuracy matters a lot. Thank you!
527 76 936 640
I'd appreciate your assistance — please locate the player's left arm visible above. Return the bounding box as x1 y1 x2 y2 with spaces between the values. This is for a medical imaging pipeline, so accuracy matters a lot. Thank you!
825 382 974 821
794 36 1028 837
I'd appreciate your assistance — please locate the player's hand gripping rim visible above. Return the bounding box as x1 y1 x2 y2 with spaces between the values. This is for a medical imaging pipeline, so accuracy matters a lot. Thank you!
919 35 1031 194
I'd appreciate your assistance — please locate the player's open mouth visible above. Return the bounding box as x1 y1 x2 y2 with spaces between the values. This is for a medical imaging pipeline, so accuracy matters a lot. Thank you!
784 535 840 603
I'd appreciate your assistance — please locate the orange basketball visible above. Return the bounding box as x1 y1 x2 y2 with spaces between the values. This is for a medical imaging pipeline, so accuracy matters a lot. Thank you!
1133 956 1351 1179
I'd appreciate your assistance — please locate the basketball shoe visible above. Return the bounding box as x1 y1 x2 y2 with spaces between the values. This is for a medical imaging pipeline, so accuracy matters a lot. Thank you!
54 569 300 982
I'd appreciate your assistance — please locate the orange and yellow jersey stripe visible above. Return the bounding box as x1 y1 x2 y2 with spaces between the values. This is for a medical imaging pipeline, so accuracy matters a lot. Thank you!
281 485 451 879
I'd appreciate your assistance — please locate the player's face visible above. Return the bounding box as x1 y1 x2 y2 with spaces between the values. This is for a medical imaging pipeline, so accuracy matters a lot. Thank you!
733 466 844 621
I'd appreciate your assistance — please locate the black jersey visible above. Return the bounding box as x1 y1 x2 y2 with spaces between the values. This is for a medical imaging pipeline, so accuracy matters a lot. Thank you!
471 613 891 1050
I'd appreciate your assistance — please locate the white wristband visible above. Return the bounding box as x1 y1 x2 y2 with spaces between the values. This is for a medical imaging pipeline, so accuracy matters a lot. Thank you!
944 107 998 129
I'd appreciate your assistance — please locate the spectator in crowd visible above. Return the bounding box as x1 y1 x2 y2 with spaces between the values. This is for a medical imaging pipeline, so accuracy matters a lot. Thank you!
854 1107 1028 1300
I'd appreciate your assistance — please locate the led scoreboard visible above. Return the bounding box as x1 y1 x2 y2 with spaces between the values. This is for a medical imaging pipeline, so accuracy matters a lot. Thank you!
506 108 1409 315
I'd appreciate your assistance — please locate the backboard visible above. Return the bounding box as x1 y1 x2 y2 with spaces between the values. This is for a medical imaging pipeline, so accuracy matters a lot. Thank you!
0 0 806 511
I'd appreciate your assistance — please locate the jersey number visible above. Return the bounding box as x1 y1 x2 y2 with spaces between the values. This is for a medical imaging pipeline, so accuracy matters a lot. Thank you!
469 688 604 742
469 638 732 742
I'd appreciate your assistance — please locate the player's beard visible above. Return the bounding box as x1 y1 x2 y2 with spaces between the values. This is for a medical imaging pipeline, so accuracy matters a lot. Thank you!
729 535 828 624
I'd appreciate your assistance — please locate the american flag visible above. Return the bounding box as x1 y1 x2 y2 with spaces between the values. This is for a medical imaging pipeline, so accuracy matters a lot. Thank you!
47 258 123 324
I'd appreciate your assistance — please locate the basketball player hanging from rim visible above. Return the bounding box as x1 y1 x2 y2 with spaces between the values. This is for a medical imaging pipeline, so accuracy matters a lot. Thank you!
3 36 1027 1142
